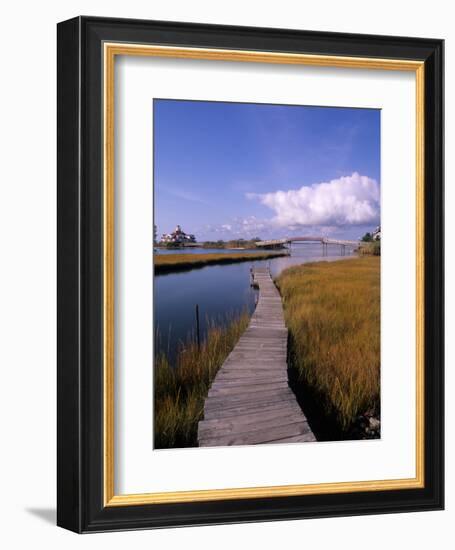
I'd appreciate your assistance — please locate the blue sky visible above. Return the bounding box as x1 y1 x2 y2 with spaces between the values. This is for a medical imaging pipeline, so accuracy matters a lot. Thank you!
154 99 380 241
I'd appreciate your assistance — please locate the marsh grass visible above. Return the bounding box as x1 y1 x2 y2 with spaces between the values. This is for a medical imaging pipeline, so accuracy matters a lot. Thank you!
154 251 288 274
154 312 250 449
358 241 381 256
276 257 380 434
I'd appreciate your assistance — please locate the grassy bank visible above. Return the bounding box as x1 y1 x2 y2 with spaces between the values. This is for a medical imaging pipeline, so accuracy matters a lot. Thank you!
276 257 380 435
358 241 381 256
154 312 250 449
201 239 261 249
154 251 288 274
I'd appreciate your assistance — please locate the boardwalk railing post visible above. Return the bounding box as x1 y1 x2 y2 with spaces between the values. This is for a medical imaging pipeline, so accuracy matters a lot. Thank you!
195 304 201 351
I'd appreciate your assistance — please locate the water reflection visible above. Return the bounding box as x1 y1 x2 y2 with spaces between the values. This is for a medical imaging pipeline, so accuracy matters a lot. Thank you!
154 244 353 365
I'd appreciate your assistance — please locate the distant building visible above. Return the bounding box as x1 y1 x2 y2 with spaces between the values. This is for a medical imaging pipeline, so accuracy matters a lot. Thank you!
372 226 381 241
160 225 196 245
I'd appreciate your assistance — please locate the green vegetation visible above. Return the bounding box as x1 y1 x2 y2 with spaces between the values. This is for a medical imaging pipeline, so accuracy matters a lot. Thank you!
358 241 381 256
154 313 250 448
359 228 380 255
202 238 262 249
154 251 288 273
202 240 227 248
276 257 380 433
160 241 183 249
361 231 374 242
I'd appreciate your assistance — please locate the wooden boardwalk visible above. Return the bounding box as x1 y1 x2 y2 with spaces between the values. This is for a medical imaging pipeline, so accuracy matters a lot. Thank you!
198 267 315 447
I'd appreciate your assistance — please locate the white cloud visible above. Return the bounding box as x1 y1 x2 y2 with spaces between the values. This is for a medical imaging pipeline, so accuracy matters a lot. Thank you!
247 173 380 227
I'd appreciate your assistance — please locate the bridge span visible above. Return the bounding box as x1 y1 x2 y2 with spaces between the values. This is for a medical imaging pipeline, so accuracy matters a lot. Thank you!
255 236 359 254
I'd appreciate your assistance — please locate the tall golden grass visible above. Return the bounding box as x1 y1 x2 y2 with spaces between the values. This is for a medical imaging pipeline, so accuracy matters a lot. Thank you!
276 257 380 432
154 313 250 449
154 251 288 273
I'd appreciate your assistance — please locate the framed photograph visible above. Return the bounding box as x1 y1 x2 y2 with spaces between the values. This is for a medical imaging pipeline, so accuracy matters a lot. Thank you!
57 16 444 532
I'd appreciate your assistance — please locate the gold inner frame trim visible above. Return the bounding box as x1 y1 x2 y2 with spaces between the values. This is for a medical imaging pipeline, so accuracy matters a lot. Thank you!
103 42 425 507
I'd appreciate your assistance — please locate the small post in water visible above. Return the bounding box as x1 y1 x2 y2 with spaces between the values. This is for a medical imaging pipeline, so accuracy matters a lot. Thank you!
195 304 201 351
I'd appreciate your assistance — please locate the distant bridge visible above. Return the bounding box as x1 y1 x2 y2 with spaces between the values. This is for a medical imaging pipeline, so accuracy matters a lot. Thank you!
255 236 360 255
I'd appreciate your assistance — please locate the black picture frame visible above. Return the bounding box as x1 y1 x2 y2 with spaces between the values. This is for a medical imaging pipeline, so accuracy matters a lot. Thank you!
57 16 444 533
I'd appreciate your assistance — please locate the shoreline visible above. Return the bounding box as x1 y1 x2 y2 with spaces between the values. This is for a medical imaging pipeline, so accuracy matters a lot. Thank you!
154 250 289 274
154 312 251 449
154 256 380 446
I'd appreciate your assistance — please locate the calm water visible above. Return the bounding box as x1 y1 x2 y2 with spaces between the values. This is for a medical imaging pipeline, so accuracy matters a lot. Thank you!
154 244 353 365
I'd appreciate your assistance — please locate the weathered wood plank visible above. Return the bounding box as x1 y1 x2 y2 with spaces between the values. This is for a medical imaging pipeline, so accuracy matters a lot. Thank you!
199 416 308 441
199 421 312 447
214 374 287 382
204 389 297 412
203 401 302 420
197 268 315 447
208 381 289 397
198 409 306 438
221 363 287 369
203 397 302 419
211 380 288 390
